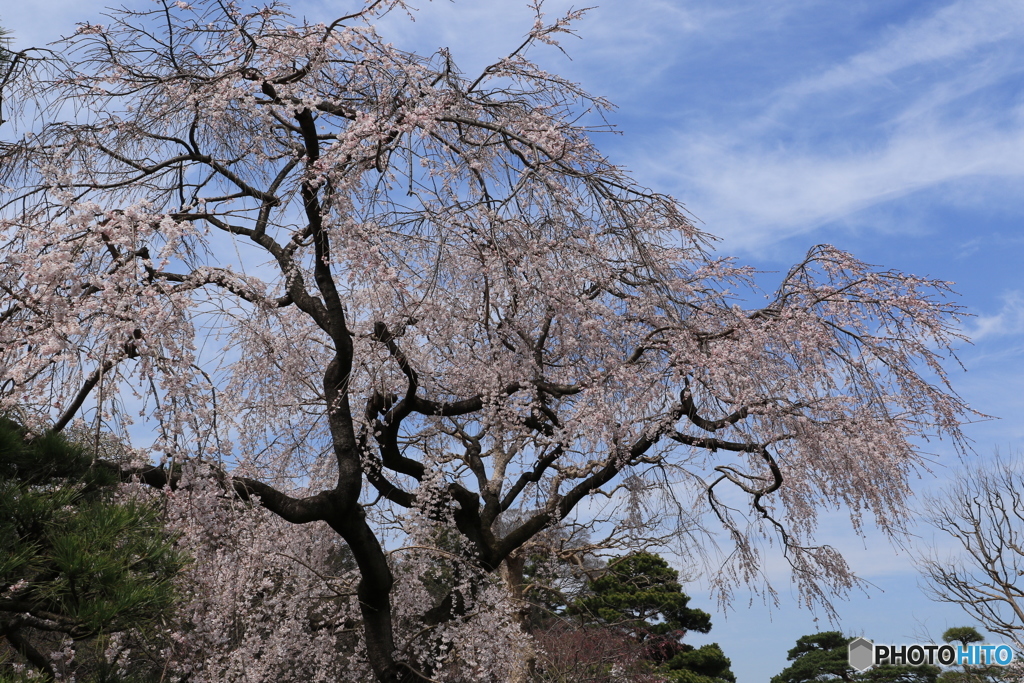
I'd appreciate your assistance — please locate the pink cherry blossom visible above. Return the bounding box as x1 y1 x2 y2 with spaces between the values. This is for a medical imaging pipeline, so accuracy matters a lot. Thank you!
0 1 977 680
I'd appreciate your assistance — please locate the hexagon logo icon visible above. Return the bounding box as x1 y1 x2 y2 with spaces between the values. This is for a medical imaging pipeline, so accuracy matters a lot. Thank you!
848 637 874 672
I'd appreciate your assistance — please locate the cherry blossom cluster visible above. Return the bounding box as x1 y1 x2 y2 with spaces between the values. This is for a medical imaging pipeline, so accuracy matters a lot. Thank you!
0 0 977 679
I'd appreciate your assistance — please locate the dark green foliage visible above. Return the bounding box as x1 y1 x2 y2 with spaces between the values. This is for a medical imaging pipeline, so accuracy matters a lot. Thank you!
572 552 712 643
857 665 941 683
941 627 983 648
770 632 852 683
770 631 941 683
0 416 117 486
0 417 186 680
661 643 736 683
938 626 1007 682
569 552 733 683
937 670 1010 683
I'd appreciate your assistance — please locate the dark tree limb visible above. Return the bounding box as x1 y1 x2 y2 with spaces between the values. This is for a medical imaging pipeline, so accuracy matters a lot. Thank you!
51 358 117 433
0 622 57 680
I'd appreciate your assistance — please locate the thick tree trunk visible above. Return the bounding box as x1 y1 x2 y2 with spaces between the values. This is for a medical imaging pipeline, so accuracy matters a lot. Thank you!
500 553 529 626
500 553 538 683
326 507 432 683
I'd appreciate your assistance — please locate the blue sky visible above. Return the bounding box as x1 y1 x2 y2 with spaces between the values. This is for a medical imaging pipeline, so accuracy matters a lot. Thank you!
6 1 1024 680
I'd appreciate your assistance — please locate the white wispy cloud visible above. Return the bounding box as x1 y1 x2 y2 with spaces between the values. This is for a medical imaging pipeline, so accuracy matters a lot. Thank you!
630 0 1024 250
653 113 1024 248
970 290 1024 340
789 0 1024 97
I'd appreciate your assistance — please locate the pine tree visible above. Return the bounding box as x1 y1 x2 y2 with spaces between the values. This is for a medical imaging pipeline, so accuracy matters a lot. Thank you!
572 552 734 683
770 632 941 683
0 417 187 681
